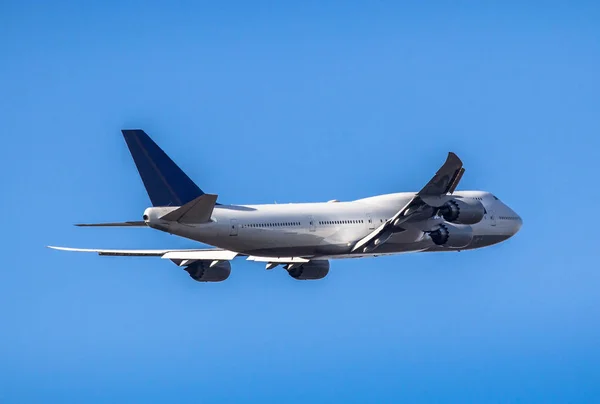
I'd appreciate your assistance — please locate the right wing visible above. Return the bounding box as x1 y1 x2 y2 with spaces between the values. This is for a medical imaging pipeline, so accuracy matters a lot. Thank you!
48 246 312 269
48 246 237 261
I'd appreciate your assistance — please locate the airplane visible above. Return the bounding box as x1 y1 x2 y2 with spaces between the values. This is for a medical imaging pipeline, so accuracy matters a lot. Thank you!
49 129 522 282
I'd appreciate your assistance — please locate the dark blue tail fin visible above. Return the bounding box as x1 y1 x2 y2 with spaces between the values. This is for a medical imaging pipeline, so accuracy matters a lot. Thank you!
122 129 205 207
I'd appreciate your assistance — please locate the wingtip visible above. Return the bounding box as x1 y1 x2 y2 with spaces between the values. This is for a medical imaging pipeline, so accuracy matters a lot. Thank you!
46 246 94 253
448 152 463 165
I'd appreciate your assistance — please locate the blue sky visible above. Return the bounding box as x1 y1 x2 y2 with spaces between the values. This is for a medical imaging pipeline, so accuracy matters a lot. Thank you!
1 1 599 402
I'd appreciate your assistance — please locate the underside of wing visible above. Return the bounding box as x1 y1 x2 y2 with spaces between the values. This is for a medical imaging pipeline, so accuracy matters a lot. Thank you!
417 152 464 197
47 246 233 258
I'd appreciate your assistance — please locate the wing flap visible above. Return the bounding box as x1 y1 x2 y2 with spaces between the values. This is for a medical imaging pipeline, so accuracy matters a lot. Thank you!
246 256 310 263
161 250 238 261
351 198 415 252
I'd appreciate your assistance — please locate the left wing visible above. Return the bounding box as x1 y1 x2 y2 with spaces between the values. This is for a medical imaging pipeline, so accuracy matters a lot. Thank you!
417 152 464 198
352 152 464 253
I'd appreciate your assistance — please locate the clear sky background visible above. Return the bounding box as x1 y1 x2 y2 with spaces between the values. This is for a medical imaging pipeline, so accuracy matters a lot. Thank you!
1 1 599 402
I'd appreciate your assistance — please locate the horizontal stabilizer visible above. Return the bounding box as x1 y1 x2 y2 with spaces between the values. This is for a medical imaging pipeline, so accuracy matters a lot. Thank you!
75 221 147 227
160 194 218 223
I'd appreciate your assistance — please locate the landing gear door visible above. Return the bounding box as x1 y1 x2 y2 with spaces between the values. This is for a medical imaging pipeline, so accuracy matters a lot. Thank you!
230 219 239 236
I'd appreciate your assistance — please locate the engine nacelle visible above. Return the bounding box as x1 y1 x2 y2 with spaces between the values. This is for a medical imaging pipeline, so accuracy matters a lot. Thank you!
288 260 330 280
185 261 231 282
439 199 485 225
430 223 473 248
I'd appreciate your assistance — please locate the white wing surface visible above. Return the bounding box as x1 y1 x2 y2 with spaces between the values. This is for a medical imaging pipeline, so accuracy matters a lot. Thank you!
47 246 237 260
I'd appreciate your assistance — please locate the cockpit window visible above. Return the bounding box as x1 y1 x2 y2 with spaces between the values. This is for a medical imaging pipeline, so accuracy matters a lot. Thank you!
492 195 499 200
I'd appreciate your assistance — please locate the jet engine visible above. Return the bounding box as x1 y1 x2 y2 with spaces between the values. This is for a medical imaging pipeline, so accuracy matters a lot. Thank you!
184 261 231 282
429 223 473 248
438 199 485 225
287 260 330 280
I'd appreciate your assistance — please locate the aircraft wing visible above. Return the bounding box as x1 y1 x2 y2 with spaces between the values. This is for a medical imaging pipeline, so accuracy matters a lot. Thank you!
48 246 238 261
417 152 464 198
48 246 311 269
352 152 464 253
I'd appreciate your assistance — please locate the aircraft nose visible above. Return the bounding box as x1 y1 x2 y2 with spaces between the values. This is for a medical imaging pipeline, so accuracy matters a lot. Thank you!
515 214 523 233
502 202 522 236
510 208 523 235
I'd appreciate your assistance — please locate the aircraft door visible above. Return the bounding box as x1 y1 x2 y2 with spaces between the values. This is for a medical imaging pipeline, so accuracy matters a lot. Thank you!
308 216 316 232
366 213 375 230
488 209 497 226
230 219 239 236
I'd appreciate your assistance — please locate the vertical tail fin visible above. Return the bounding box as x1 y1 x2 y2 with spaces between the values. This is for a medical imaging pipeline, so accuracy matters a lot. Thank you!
121 129 205 207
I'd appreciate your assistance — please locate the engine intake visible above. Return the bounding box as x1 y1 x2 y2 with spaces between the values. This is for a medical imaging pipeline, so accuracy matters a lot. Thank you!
439 199 485 225
288 260 330 280
430 223 473 248
185 261 231 282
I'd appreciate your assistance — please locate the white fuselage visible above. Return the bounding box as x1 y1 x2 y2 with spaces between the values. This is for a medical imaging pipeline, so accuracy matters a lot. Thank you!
143 190 522 259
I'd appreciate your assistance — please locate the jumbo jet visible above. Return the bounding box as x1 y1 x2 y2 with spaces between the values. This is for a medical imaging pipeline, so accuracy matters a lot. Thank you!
49 130 522 282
